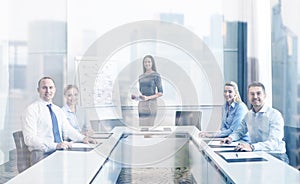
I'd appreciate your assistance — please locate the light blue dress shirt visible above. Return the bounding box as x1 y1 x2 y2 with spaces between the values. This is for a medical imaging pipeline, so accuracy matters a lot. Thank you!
216 101 249 141
229 105 286 153
61 105 81 132
61 105 90 134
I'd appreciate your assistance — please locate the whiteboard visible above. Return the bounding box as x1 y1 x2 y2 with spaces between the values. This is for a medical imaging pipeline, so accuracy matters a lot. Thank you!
75 56 122 120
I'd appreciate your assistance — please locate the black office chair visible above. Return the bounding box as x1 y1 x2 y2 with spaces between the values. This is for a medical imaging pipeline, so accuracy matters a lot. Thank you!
13 131 31 173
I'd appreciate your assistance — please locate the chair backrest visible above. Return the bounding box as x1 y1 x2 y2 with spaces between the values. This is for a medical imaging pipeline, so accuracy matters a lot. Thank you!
284 126 300 169
13 131 31 173
175 111 202 130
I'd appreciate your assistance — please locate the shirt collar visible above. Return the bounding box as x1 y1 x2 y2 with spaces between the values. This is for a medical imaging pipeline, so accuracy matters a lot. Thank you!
226 101 237 109
39 98 53 106
64 104 77 113
251 104 268 113
65 105 72 112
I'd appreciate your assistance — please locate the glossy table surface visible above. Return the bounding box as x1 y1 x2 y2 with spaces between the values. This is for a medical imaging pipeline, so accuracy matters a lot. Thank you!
7 126 300 184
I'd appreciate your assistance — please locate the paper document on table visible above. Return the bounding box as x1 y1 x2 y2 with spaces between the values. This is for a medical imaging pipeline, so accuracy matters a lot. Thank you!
219 152 262 159
91 133 113 139
211 147 235 152
71 143 98 148
208 141 240 147
218 152 268 162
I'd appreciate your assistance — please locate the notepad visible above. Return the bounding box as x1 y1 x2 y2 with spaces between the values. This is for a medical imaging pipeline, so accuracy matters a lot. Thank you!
58 142 102 152
71 143 98 148
218 152 267 162
90 133 113 139
208 141 240 148
59 142 101 152
212 147 235 152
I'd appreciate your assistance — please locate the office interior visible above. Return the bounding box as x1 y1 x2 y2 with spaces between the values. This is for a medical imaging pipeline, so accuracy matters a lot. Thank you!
0 0 299 183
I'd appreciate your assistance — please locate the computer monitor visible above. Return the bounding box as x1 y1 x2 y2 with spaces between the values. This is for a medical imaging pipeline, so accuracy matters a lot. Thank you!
175 111 202 130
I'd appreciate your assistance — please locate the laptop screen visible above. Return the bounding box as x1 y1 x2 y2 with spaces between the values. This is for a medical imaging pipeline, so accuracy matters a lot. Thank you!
175 111 202 130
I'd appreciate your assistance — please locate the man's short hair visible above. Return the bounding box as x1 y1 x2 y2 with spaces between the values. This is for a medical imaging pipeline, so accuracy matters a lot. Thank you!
248 82 265 93
37 76 55 88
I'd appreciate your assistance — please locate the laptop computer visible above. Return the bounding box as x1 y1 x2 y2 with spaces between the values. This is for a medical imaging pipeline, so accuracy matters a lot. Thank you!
175 111 202 130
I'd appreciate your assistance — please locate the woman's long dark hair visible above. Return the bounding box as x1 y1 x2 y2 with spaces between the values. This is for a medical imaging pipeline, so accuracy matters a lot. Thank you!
142 55 157 73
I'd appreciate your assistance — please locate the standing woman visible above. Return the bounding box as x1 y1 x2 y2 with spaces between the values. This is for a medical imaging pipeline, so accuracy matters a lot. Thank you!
62 85 92 138
200 81 249 141
131 55 163 126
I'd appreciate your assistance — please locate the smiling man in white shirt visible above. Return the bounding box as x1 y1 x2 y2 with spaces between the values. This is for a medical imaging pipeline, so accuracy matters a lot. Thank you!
221 82 289 163
22 76 97 165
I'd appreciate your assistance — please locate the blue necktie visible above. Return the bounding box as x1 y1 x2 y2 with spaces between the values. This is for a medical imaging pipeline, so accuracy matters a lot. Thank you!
47 104 62 143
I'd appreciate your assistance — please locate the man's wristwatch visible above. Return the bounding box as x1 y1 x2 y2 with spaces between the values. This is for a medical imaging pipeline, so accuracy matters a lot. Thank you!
250 144 255 151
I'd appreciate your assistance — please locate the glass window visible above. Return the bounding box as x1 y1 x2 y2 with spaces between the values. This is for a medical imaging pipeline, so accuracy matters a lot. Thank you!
0 0 67 166
271 0 300 128
69 0 225 129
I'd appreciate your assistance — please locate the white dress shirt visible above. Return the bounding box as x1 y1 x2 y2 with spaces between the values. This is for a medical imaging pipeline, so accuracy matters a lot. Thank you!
22 99 85 152
229 105 286 153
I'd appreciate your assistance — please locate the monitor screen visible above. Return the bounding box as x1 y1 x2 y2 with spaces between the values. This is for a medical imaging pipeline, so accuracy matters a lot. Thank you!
175 111 202 130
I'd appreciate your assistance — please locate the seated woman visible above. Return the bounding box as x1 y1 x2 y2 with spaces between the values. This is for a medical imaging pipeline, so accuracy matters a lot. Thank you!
61 85 93 139
200 81 249 141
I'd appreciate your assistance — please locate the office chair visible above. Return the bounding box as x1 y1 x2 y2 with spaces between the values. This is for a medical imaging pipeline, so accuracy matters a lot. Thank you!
13 131 31 173
284 126 300 169
175 111 202 130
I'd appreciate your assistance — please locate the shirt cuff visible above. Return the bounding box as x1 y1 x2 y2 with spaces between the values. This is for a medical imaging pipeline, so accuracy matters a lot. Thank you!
252 143 261 151
229 135 238 141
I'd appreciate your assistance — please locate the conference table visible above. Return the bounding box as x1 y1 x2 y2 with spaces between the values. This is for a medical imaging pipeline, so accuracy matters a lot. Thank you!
7 126 300 184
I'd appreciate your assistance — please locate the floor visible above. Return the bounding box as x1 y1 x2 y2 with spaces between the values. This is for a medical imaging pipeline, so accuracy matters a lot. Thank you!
116 167 195 184
0 150 18 184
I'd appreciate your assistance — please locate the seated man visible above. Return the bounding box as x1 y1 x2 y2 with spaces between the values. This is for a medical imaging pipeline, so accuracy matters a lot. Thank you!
22 76 97 165
221 82 289 163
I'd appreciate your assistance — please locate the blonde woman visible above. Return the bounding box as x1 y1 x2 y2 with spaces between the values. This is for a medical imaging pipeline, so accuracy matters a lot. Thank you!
61 85 93 137
201 81 249 141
